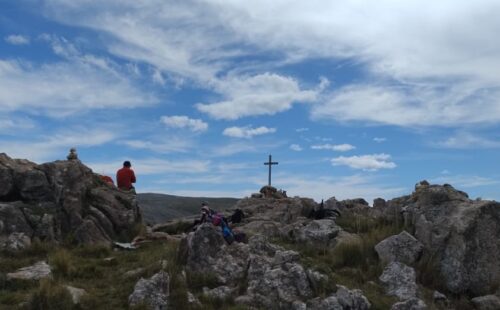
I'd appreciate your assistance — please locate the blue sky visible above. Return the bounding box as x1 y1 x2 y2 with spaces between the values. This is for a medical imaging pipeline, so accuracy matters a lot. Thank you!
1 0 500 202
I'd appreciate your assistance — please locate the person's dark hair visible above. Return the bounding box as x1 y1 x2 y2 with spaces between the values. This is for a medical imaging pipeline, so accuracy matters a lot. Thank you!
123 161 131 167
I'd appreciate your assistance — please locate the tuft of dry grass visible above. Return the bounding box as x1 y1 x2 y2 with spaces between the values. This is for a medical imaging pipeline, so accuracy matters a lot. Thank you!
49 249 74 279
28 279 74 310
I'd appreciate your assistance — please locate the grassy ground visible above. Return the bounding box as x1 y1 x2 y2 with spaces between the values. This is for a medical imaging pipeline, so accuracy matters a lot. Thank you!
0 213 477 309
0 237 252 310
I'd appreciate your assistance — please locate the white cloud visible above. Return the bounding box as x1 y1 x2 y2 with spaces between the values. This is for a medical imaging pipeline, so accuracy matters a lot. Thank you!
436 132 500 149
121 139 193 153
311 143 355 152
0 128 116 162
39 1 500 126
312 84 500 127
289 144 303 151
5 35 30 45
197 73 320 120
331 153 396 171
223 126 276 139
152 69 166 85
160 115 208 132
0 59 156 116
0 116 36 132
373 137 387 143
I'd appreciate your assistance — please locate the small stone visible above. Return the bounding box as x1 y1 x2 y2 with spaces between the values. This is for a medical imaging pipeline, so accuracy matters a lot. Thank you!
7 261 51 280
65 286 86 304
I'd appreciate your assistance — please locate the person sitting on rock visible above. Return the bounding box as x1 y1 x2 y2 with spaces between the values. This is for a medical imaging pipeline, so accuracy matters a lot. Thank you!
116 161 136 192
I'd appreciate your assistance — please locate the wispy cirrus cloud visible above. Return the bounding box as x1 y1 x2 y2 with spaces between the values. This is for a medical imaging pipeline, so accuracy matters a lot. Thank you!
435 132 500 149
4 34 30 45
289 144 303 151
223 125 276 139
331 153 396 171
0 58 156 117
160 115 208 132
311 143 355 152
40 0 500 126
0 128 117 162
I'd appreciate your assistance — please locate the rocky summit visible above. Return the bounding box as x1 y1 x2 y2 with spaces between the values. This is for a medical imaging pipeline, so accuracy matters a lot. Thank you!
0 153 141 246
1 153 500 309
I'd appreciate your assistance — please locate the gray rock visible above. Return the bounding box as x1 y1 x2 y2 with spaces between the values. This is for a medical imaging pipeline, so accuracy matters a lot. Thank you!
373 198 387 209
240 220 281 237
0 232 31 251
307 269 328 293
291 300 307 310
391 298 427 310
308 295 343 310
383 183 500 295
295 219 342 246
432 290 447 302
379 262 418 300
375 231 424 265
202 286 233 299
7 261 51 280
0 153 142 245
178 223 249 285
335 285 371 310
123 268 145 279
65 286 86 304
187 292 201 307
128 271 169 310
0 202 33 236
471 295 500 310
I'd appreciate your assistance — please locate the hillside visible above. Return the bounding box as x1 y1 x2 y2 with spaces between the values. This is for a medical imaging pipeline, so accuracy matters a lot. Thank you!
137 193 239 224
3 154 500 309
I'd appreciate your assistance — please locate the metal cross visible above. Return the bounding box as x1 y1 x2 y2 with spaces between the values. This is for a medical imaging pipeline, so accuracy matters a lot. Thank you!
264 154 278 186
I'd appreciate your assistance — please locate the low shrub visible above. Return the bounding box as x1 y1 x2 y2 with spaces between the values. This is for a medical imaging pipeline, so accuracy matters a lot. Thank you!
28 279 74 310
49 249 74 279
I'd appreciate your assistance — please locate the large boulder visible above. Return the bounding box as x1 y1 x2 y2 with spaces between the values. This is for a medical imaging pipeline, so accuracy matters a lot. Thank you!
128 271 169 309
375 231 424 265
0 153 142 245
177 223 249 285
292 219 342 246
307 285 371 310
379 262 418 301
381 182 500 296
471 295 500 310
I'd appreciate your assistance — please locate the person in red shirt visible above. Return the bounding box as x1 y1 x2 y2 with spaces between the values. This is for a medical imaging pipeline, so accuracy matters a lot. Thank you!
116 161 136 191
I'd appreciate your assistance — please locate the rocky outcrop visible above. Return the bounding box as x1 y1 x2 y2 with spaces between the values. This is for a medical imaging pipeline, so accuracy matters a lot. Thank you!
379 182 500 296
0 153 142 245
375 231 424 265
179 224 323 308
128 271 170 309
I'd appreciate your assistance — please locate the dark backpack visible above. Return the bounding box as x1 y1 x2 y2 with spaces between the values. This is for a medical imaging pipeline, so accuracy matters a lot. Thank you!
230 209 244 224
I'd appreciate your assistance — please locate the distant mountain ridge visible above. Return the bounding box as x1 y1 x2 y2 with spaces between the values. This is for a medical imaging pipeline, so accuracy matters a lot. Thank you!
137 193 239 224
